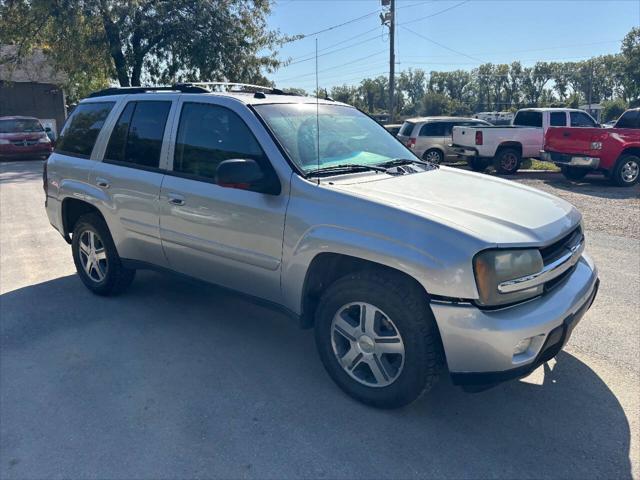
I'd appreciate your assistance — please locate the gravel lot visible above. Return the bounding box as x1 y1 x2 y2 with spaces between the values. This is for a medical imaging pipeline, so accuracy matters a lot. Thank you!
1 161 639 479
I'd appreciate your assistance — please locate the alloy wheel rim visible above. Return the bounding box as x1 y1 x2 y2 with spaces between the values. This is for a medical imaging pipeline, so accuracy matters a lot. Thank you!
621 160 639 183
425 151 441 164
501 153 518 172
330 302 405 388
78 230 108 282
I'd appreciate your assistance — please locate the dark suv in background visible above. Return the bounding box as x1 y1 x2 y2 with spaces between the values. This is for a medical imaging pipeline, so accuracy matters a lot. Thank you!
0 116 53 160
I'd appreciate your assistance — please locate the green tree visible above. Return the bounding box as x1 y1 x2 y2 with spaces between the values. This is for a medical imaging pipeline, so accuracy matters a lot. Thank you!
620 27 640 101
421 91 449 116
0 0 286 89
601 98 628 122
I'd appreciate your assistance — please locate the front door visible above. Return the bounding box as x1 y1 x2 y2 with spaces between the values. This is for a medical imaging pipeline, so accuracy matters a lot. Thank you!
159 99 288 302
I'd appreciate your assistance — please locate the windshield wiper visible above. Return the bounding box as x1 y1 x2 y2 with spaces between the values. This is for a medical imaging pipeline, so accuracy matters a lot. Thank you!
306 163 389 178
378 158 439 169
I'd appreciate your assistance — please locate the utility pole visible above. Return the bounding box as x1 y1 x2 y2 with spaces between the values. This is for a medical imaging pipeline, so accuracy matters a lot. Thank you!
381 0 395 122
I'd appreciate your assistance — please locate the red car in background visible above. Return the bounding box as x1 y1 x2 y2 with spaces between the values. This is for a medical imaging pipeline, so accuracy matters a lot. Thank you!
542 108 640 187
0 116 53 160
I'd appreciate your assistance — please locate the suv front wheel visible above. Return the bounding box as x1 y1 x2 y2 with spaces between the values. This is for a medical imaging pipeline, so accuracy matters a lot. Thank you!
72 213 135 295
314 270 442 408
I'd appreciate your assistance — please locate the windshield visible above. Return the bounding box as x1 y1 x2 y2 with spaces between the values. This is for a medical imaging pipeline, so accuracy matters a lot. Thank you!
0 119 44 133
254 103 418 173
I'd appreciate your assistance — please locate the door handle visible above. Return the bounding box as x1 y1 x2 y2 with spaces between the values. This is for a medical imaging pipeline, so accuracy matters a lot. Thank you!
167 194 185 206
562 132 571 137
96 177 111 189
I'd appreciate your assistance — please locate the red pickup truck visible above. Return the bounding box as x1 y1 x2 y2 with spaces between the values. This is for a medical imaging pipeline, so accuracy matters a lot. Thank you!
542 108 640 186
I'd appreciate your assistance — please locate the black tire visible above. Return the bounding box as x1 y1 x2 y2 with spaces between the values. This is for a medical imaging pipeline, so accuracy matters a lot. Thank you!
468 157 488 172
314 270 442 409
495 148 521 175
422 148 443 164
610 154 640 187
71 213 135 296
560 166 589 181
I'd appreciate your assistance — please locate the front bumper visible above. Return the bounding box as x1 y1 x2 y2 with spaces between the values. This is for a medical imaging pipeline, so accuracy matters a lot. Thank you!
431 254 598 385
540 150 600 168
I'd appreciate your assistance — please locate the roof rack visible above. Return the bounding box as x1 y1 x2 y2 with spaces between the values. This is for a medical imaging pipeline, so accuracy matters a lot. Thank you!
88 84 210 98
88 82 298 99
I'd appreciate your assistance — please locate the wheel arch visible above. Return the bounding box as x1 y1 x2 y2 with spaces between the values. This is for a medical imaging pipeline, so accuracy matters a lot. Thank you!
61 197 107 242
618 146 640 160
299 252 432 329
496 142 523 155
422 147 445 160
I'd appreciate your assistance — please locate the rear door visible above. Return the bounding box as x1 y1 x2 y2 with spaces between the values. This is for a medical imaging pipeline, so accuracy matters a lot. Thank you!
89 96 175 267
158 97 288 302
415 122 445 157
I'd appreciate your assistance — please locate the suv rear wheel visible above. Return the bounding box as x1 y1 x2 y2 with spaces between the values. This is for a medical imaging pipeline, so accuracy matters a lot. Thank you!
422 149 443 164
314 271 442 408
495 148 521 175
611 154 640 187
72 213 135 295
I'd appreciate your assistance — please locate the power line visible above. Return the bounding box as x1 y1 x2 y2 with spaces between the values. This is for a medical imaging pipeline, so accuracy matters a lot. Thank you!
283 8 381 43
401 25 485 62
398 0 470 26
286 25 382 62
285 31 385 66
273 50 387 82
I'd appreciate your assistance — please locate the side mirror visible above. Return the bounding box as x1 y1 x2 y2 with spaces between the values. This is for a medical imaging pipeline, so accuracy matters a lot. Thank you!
45 127 52 132
215 159 280 195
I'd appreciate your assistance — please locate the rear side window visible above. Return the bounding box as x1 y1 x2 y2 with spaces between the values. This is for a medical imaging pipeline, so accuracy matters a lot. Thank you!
419 122 445 136
104 101 171 168
55 102 115 158
513 111 542 127
550 112 566 126
173 103 266 181
399 122 414 136
615 110 640 129
570 111 597 127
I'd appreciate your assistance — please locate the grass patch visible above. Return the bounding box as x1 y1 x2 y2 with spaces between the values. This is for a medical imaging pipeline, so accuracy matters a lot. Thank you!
522 158 560 171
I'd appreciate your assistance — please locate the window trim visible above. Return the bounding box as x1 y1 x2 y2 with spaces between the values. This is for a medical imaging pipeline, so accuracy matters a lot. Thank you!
166 100 281 193
102 99 173 171
54 101 116 159
570 111 597 128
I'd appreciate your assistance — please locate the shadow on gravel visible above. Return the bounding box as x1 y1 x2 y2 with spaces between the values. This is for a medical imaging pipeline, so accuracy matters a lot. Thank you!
0 160 45 184
0 272 632 479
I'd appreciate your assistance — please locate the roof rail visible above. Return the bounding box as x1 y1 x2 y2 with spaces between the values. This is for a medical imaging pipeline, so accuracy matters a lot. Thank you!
188 82 297 96
87 82 298 99
88 84 210 98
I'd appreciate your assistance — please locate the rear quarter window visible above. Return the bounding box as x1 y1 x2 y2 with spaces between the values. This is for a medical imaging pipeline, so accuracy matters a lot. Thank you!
399 122 415 136
513 111 543 128
55 102 115 158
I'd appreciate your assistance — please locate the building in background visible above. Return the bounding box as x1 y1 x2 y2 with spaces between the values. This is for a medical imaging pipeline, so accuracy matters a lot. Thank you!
0 46 67 138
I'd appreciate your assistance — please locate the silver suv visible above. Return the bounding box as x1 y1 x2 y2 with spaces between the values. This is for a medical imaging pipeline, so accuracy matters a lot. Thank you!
397 116 491 163
44 84 599 408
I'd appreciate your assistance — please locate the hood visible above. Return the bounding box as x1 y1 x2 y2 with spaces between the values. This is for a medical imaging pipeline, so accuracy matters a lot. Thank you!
330 166 580 247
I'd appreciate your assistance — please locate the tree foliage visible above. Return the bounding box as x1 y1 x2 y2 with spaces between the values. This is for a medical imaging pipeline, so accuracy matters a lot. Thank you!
0 0 286 101
321 28 638 118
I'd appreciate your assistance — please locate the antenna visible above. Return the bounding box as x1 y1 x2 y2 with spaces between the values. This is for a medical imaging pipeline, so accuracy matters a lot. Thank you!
315 38 320 186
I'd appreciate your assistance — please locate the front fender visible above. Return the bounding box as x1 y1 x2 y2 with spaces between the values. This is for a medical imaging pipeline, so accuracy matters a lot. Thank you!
281 224 479 315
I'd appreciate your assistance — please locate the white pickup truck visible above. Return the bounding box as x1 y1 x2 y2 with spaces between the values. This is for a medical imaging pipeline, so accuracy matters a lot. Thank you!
452 108 599 174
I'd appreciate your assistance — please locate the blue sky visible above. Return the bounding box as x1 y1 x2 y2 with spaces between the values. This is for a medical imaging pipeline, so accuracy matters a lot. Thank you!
266 0 640 92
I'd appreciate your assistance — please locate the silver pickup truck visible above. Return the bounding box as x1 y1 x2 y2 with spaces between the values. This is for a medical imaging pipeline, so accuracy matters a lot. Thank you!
44 84 599 408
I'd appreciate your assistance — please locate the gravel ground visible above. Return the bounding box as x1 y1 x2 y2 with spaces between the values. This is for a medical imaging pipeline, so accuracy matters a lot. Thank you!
507 171 640 239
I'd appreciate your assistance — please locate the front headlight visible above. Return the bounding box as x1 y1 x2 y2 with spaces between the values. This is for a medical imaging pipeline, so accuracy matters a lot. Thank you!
474 249 544 306
38 134 50 144
0 139 10 145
